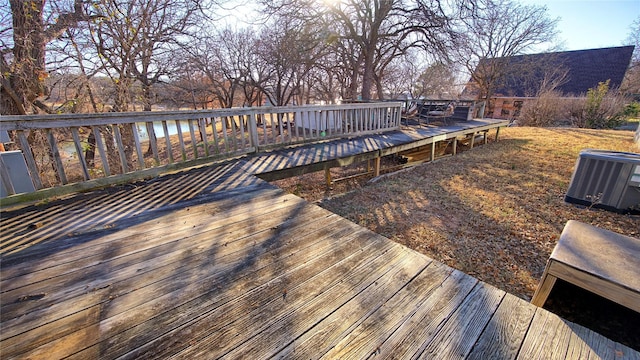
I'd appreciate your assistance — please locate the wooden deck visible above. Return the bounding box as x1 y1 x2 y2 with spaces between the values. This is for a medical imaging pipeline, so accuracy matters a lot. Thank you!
2 120 639 359
251 118 508 180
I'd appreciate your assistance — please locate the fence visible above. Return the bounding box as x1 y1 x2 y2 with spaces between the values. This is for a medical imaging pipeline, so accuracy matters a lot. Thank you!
0 102 402 198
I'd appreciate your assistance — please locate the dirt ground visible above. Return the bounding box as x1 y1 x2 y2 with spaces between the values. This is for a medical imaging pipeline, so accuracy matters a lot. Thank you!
271 126 640 350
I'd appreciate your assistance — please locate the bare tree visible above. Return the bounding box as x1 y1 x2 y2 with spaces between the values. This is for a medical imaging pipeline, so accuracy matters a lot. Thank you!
253 18 327 106
414 61 459 99
456 0 559 102
1 0 100 115
84 0 207 163
184 27 255 109
88 0 205 112
621 15 640 96
259 0 461 101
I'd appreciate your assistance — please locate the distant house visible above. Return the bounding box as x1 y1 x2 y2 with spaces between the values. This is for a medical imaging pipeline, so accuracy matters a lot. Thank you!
463 46 635 119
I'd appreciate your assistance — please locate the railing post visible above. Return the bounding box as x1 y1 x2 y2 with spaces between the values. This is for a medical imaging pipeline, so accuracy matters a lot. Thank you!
248 111 260 152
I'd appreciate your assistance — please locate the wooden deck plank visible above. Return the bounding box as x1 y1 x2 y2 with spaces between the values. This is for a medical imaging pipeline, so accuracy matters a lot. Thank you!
0 185 293 285
101 227 384 359
2 201 349 358
216 248 427 360
0 161 264 257
0 188 298 292
0 199 332 341
466 293 536 360
517 309 575 359
519 309 640 359
107 232 409 359
304 260 453 360
369 270 478 359
1 118 638 360
0 174 275 265
419 282 505 359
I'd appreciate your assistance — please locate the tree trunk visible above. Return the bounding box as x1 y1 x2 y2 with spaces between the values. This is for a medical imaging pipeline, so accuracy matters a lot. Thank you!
3 0 47 115
360 38 378 101
85 130 96 167
112 81 136 170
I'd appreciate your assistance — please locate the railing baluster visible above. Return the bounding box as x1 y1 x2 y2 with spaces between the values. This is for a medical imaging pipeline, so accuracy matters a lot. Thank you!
239 115 247 150
277 113 284 144
45 128 67 184
71 127 90 180
161 121 173 164
211 116 220 154
269 113 276 144
16 130 43 189
230 116 238 151
285 112 292 143
188 119 198 159
261 114 267 145
132 123 145 170
112 125 128 173
293 111 300 141
175 120 187 161
248 112 259 150
221 116 230 153
198 118 210 157
92 126 110 176
145 122 160 165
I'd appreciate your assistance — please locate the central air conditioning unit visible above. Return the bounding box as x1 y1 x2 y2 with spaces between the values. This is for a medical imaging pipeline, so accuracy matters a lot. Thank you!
565 149 640 214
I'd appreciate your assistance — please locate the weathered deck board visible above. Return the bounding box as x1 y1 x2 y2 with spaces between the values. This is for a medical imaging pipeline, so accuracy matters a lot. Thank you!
247 118 508 180
466 293 536 360
1 120 638 359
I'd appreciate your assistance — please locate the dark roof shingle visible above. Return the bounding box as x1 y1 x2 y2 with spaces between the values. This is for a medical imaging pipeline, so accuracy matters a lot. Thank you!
466 46 634 97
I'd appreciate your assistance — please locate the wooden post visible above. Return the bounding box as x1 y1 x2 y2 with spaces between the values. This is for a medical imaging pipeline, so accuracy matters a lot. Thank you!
188 120 199 158
374 156 381 177
470 132 476 149
495 127 501 141
431 141 436 161
483 131 488 145
453 138 457 155
325 168 332 187
198 119 210 157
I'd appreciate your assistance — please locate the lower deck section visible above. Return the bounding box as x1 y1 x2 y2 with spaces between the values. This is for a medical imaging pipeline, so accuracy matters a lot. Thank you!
1 165 638 359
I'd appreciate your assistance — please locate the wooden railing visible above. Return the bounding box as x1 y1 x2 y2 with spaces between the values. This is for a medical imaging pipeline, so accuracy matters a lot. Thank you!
0 102 402 199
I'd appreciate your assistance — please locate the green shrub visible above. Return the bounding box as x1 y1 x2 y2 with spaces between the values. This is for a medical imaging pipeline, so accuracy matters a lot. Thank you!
622 101 640 118
570 80 628 129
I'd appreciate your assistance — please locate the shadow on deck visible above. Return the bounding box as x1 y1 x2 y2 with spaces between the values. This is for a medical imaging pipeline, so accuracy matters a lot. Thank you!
1 119 638 359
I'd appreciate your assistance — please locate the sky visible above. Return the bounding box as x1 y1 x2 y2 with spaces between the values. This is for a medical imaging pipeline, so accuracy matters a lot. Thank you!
520 0 639 51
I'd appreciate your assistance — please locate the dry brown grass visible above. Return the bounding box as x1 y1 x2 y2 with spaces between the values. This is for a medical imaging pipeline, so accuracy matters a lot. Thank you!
275 127 640 301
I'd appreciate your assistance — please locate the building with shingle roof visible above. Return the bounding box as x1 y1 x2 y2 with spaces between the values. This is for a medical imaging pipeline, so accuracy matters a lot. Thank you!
463 46 635 119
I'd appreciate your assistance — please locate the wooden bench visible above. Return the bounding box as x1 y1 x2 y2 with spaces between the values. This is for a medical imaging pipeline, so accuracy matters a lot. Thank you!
531 220 640 313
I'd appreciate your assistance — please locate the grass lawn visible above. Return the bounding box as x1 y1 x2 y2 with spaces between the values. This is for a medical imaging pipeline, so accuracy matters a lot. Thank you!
276 127 640 301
